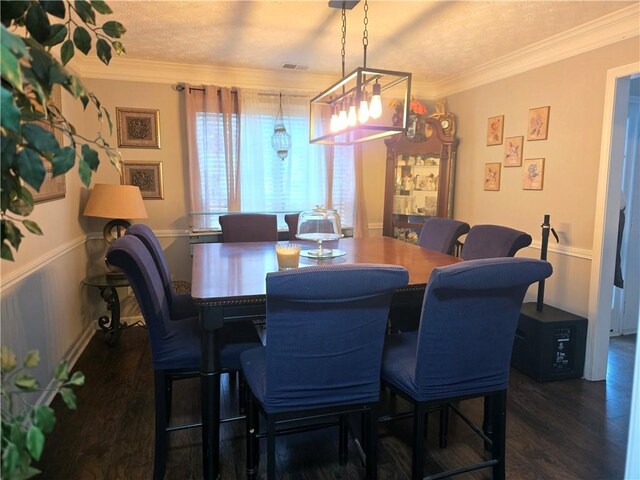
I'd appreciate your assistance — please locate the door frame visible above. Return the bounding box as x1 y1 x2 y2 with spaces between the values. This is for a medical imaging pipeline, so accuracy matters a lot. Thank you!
585 62 639 381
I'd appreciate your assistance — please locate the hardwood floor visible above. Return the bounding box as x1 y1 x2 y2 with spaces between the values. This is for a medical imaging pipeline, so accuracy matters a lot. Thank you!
38 328 635 479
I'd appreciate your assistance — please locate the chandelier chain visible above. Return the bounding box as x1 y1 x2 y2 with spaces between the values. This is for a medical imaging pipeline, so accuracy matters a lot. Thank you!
362 0 368 68
340 7 346 78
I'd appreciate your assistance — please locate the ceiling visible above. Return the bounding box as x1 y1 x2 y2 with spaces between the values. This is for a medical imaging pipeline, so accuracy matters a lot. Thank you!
106 1 637 86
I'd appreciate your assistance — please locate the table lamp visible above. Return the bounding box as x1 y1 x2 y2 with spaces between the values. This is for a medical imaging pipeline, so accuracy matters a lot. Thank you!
83 183 148 244
296 206 345 258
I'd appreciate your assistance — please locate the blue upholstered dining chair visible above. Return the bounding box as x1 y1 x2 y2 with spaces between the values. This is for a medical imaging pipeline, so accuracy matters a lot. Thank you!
417 217 470 256
106 235 261 480
219 213 278 242
284 213 299 241
380 257 552 480
460 224 532 260
241 264 409 480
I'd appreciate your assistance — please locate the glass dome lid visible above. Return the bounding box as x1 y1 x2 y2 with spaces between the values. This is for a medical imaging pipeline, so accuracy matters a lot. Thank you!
297 206 345 258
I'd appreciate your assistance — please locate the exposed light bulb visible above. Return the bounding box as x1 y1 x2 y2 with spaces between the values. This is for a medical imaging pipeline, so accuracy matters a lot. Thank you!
347 103 357 127
338 108 348 131
358 99 370 124
369 81 382 119
330 112 340 133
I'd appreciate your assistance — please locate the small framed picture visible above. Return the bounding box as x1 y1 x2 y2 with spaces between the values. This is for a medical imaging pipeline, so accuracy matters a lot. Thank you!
486 115 504 146
503 136 524 167
523 158 545 190
484 162 501 191
116 108 160 148
121 161 164 199
527 106 550 141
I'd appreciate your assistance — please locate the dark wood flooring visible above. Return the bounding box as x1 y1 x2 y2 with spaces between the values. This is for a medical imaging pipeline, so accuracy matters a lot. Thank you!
38 328 635 479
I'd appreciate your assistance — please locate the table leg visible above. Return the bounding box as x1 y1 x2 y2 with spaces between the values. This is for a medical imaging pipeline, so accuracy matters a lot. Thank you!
97 286 126 346
201 307 222 480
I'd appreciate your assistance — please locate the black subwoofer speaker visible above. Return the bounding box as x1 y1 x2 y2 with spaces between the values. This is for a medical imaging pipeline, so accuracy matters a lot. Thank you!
511 302 588 382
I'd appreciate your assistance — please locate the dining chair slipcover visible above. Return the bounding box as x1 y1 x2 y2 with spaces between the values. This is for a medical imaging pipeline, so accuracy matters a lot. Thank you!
241 263 409 479
380 257 552 479
106 235 261 479
417 217 470 256
460 224 532 260
219 213 278 242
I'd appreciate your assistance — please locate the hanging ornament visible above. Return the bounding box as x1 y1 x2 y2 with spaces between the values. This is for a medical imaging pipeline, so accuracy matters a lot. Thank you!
271 93 291 160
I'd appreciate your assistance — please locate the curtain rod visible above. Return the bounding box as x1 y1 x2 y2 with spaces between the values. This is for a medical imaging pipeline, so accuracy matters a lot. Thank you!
172 83 309 98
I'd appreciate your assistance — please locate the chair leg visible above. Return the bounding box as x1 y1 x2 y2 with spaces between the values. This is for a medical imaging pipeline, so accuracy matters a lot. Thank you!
153 371 168 480
239 374 247 415
364 407 377 480
267 417 276 480
339 414 348 465
491 391 507 480
439 404 449 448
412 403 426 480
165 376 173 423
483 394 494 452
246 393 259 480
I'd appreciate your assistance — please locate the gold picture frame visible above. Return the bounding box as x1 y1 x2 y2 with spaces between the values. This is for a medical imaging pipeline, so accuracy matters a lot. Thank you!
116 108 160 148
527 106 550 141
484 162 501 191
503 136 524 167
121 161 164 199
486 115 504 146
523 158 545 190
29 85 67 203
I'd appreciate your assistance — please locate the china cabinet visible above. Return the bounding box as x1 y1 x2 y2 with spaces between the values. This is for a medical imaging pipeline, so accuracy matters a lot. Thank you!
382 116 458 242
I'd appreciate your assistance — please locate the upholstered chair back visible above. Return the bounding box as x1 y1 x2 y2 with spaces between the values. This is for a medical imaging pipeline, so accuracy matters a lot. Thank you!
219 213 278 242
417 217 470 255
460 224 532 260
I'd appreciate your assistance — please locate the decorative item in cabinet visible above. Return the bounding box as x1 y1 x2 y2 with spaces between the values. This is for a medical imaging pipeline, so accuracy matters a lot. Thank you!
383 116 458 240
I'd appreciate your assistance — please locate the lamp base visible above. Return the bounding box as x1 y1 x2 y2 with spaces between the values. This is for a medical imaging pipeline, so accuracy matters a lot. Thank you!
103 219 131 244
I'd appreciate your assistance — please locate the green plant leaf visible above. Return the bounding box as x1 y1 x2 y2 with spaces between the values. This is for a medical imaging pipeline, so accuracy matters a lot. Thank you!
0 87 21 132
102 21 126 38
42 23 67 47
60 39 75 65
73 26 92 55
16 148 46 191
27 45 54 87
41 0 66 19
102 106 113 134
15 374 40 390
95 38 111 65
54 360 70 381
1 44 23 94
9 421 27 449
8 186 35 217
91 0 113 14
1 2 29 24
52 147 76 176
25 3 51 43
23 220 43 236
1 442 19 477
59 387 77 410
1 241 15 261
74 0 96 25
78 157 92 187
1 345 17 372
2 220 24 251
112 41 126 56
69 371 85 386
26 426 45 461
1 24 28 58
1 133 18 171
22 124 60 157
48 59 71 86
81 144 99 171
32 405 56 434
23 350 40 368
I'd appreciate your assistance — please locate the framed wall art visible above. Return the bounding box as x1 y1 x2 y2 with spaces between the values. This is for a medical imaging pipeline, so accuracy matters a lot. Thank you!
523 158 545 190
486 115 504 146
503 136 524 167
527 106 550 141
30 85 66 203
484 162 501 191
116 108 160 148
121 161 164 199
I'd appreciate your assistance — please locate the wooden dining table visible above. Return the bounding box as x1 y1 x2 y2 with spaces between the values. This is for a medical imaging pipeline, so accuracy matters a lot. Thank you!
190 236 460 479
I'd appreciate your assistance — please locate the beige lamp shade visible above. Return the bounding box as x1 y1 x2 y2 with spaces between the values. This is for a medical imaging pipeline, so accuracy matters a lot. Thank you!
83 184 148 219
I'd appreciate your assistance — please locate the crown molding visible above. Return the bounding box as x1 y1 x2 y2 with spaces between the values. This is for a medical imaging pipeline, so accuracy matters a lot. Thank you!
70 4 638 99
427 4 640 98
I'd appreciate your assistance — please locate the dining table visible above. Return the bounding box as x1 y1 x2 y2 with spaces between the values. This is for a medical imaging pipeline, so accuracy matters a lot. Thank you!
190 235 460 479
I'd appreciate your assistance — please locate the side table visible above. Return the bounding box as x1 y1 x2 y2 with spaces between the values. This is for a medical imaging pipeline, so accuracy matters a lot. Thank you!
83 274 131 346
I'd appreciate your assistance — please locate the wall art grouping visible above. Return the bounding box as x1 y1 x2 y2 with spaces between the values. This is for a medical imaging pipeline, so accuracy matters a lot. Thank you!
116 108 161 148
484 107 550 190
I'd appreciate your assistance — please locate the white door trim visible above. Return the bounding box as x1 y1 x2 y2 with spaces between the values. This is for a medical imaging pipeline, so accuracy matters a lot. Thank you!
585 62 639 381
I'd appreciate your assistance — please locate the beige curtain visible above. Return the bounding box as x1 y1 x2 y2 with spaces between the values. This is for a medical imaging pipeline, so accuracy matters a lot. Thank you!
184 84 241 228
353 145 369 238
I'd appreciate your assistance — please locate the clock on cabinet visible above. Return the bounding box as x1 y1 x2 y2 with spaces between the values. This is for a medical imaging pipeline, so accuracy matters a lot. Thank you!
383 116 458 243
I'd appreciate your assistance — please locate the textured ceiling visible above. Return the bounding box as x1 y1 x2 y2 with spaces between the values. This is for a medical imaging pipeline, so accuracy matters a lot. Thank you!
108 1 635 83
